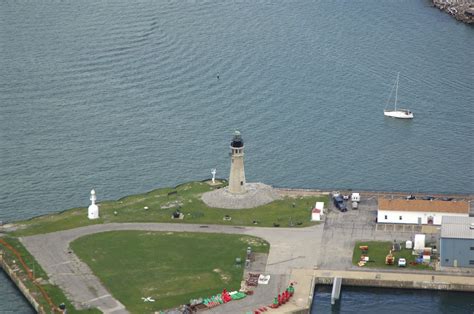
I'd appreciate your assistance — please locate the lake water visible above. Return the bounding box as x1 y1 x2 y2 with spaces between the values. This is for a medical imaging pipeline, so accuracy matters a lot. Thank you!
0 0 473 312
312 285 474 313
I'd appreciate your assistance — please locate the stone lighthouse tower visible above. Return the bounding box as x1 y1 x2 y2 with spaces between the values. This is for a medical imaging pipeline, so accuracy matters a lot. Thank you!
228 130 246 194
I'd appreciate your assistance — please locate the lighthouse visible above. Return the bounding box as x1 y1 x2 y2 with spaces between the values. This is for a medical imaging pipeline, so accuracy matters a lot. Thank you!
88 189 99 220
201 130 281 209
228 131 246 194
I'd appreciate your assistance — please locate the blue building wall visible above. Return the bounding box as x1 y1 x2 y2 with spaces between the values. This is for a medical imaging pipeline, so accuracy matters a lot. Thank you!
440 237 474 267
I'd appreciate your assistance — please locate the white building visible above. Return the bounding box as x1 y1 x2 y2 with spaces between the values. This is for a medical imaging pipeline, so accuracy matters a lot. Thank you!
311 202 325 221
377 198 469 225
311 208 321 221
88 189 99 220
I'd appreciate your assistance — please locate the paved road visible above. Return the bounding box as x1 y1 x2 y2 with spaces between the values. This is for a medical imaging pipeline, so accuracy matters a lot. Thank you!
20 223 324 313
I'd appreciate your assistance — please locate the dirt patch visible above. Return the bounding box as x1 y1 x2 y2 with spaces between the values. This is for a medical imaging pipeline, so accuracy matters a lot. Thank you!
239 236 268 247
160 201 183 209
213 268 230 283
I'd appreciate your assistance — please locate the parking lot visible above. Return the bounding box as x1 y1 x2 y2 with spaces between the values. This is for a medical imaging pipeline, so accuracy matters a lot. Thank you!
317 194 438 270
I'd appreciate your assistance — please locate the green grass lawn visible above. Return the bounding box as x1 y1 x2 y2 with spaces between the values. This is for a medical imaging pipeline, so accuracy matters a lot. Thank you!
71 231 269 313
352 241 433 270
12 181 328 236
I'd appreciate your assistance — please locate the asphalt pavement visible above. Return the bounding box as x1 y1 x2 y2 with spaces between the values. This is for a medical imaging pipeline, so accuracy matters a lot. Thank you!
20 222 324 313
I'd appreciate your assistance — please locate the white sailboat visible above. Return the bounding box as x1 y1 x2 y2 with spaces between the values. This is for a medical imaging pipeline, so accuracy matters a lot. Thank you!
384 72 414 119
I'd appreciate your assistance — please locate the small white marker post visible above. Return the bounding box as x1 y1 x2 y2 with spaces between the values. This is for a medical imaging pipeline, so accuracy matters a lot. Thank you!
88 189 99 220
211 168 217 184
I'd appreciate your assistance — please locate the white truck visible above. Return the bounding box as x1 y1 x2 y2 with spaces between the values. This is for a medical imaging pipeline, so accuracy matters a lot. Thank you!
351 193 360 209
351 193 360 202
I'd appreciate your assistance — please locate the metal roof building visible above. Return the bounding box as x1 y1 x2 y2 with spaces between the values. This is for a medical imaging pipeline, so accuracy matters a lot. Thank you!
441 216 474 239
440 216 474 268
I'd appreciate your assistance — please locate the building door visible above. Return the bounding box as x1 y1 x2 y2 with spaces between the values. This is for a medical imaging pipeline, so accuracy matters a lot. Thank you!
417 217 422 225
454 259 458 267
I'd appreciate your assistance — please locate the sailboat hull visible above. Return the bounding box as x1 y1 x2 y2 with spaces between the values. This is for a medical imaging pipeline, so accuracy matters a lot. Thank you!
384 73 414 119
384 109 414 119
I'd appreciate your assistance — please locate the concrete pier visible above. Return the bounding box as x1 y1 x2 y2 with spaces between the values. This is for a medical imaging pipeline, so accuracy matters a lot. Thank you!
331 277 342 305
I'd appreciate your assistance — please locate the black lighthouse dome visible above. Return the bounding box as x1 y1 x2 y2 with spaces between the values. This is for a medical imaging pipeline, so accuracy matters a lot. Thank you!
231 130 244 148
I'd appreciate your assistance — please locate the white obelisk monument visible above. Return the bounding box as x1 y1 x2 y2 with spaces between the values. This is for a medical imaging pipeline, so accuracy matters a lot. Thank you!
228 131 246 194
88 189 99 220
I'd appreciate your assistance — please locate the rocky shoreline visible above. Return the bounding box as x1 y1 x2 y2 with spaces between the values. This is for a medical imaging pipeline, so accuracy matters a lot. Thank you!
432 0 474 24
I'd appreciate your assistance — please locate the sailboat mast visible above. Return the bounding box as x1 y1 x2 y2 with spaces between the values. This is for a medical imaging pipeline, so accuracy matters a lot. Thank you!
395 72 399 111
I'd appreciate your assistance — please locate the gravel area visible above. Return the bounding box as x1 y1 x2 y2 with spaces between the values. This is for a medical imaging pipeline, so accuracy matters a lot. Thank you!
201 183 281 209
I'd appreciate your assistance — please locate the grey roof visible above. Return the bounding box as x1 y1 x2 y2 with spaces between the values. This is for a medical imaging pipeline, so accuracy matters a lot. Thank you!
441 216 474 239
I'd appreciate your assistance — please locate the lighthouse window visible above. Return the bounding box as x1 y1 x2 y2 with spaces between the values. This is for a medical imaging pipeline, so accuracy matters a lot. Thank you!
240 181 243 186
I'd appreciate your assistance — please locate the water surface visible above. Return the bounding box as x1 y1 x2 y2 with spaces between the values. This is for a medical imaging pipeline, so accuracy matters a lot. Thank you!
1 0 473 311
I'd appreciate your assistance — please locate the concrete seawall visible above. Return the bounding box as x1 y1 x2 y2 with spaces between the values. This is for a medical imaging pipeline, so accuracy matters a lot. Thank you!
277 268 474 313
263 267 474 314
314 275 474 292
311 268 474 295
276 187 473 200
0 252 43 313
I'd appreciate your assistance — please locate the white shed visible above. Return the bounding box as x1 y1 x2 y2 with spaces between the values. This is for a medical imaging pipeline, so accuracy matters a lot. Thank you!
414 234 425 251
311 202 325 221
311 208 322 221
315 202 324 214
